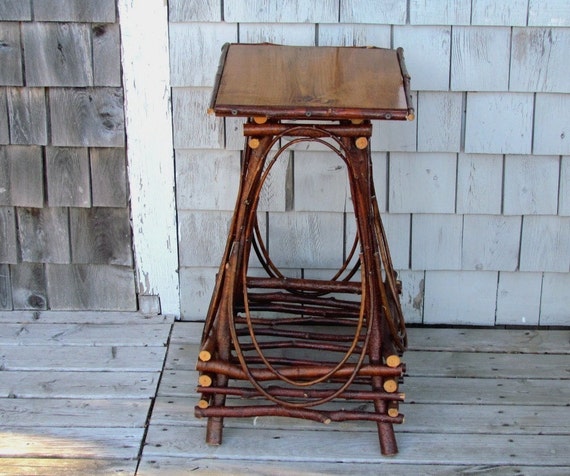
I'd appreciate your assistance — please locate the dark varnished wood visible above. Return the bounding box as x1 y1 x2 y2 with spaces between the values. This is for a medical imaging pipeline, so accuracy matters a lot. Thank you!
211 43 414 120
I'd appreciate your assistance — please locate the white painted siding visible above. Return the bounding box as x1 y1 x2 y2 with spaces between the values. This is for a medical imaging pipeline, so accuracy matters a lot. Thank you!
168 0 570 326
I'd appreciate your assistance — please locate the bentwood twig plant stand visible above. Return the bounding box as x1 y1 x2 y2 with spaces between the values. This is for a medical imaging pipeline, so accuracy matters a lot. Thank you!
195 43 414 456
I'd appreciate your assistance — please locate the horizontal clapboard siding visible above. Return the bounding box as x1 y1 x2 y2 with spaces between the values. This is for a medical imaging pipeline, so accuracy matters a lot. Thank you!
170 1 570 326
0 1 136 312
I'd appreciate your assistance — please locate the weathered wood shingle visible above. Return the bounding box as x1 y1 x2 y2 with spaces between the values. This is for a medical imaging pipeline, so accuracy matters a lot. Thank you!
471 0 528 26
17 207 70 264
7 88 47 145
528 0 570 27
520 216 570 273
340 0 406 24
92 24 121 87
0 1 32 21
169 0 221 22
0 89 8 144
23 23 93 87
410 0 471 25
456 153 502 215
46 147 91 207
0 206 17 264
50 88 124 147
90 148 127 208
10 263 47 310
32 0 116 23
70 208 133 266
0 145 44 207
533 94 570 155
0 263 11 310
226 0 339 23
0 22 23 85
496 272 542 326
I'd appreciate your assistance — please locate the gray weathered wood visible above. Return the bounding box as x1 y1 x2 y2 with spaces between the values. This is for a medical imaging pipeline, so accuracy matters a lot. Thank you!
178 267 216 320
0 370 160 398
528 0 570 27
32 0 116 23
410 0 471 25
7 87 47 145
70 208 133 266
0 206 17 263
0 345 165 371
560 156 570 216
496 271 542 326
0 427 143 459
503 155 559 215
411 214 463 270
0 22 22 85
22 23 92 87
0 310 174 324
0 263 12 310
10 263 47 310
341 0 406 24
318 23 391 47
540 272 570 326
510 28 570 93
0 90 8 144
520 216 570 272
45 264 137 310
17 207 70 263
49 88 125 147
462 215 521 271
169 0 221 21
90 148 127 207
417 92 462 152
423 270 498 325
226 0 339 23
0 1 31 20
0 322 170 346
533 94 570 155
456 153 503 214
238 23 315 45
471 0 528 26
451 26 511 91
465 92 534 154
0 145 44 207
92 24 121 87
46 147 90 207
0 398 150 427
0 458 136 476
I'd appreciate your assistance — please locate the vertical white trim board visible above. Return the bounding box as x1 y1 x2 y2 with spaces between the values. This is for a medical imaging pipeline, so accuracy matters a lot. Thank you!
118 0 180 316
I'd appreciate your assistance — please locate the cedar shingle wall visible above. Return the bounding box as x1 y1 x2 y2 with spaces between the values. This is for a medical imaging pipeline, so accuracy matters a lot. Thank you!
0 0 136 311
171 0 570 325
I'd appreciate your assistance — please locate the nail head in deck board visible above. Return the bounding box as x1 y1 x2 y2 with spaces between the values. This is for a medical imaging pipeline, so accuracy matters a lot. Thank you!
32 0 116 23
45 264 136 311
22 23 93 87
90 148 128 207
0 22 23 85
46 147 90 207
70 208 133 266
0 206 17 263
17 207 71 263
0 145 44 207
7 88 48 145
49 88 125 147
92 24 121 87
10 263 47 311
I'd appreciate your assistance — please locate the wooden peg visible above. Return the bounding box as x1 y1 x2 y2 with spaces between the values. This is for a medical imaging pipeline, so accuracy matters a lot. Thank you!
387 402 399 417
197 399 210 409
385 355 401 368
198 374 212 387
351 118 364 125
248 138 260 149
383 378 398 393
355 137 368 149
199 350 212 362
253 116 268 124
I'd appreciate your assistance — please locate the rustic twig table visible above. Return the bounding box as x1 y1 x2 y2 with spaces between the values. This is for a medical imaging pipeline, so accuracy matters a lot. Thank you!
195 43 414 456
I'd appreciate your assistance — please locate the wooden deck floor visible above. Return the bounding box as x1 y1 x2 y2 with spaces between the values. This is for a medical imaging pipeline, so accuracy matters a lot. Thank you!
0 312 568 475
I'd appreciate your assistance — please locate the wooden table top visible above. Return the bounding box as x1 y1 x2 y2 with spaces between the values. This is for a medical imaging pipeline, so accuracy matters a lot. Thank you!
209 43 414 121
